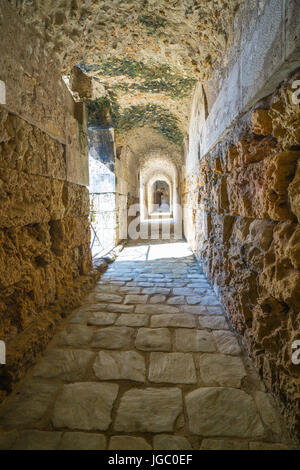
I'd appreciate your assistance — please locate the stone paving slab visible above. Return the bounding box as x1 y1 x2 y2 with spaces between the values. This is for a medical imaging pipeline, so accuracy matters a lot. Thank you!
0 381 59 429
114 388 183 433
56 324 93 347
181 305 210 315
153 434 192 450
200 438 249 450
107 304 135 313
142 287 171 295
0 241 294 450
109 436 152 450
94 293 123 303
52 382 119 431
11 431 62 450
151 314 196 328
135 328 172 351
149 352 197 384
253 391 282 435
119 287 141 294
92 326 135 349
115 314 148 327
198 315 229 330
136 304 180 314
87 312 117 326
59 432 106 450
150 294 167 303
0 431 19 450
125 294 149 304
69 307 102 324
93 351 146 382
213 330 242 355
186 387 265 438
167 296 186 304
199 353 246 387
33 349 94 381
95 285 122 294
175 329 216 352
248 442 292 450
186 296 203 305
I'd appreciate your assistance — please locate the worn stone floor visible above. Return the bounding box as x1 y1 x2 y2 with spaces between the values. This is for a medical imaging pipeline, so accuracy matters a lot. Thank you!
0 241 295 450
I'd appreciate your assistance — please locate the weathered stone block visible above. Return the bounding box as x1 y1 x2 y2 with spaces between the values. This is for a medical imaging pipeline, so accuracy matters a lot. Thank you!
52 382 119 431
60 432 106 450
11 431 62 450
135 328 172 351
199 353 246 387
33 349 94 381
251 108 273 136
153 435 192 450
93 351 146 382
227 151 299 221
0 381 59 429
109 436 152 450
175 329 216 352
91 327 135 349
186 387 264 437
114 388 182 433
149 352 197 384
63 182 90 218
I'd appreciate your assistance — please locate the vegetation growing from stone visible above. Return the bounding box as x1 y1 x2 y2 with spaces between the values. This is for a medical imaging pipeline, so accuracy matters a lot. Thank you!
88 96 115 127
88 95 184 145
80 58 196 99
117 104 184 145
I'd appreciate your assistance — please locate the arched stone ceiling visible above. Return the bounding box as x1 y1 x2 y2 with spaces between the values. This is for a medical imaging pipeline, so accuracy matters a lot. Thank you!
148 175 172 187
11 0 243 145
141 154 178 186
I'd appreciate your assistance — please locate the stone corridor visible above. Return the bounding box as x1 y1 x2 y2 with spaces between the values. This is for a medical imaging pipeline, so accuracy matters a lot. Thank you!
0 241 294 450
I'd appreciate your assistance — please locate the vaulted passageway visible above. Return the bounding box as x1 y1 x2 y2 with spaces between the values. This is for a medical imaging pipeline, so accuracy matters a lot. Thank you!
0 0 299 450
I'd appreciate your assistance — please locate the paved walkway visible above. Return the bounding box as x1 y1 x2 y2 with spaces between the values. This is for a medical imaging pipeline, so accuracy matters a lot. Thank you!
0 241 294 450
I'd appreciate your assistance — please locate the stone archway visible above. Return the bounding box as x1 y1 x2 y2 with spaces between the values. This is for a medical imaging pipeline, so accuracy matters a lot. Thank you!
0 0 299 449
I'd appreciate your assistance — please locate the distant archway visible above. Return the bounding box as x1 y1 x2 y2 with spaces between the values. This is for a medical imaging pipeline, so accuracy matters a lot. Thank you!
152 180 170 213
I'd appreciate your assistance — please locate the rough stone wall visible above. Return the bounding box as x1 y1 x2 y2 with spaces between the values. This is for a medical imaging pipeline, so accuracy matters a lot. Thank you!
0 3 93 399
184 72 300 442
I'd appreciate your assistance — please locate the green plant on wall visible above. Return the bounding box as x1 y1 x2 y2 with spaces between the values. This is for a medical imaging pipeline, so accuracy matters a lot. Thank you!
116 104 184 145
87 95 116 126
83 56 190 145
